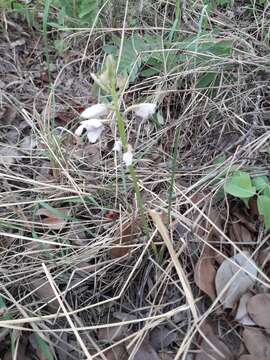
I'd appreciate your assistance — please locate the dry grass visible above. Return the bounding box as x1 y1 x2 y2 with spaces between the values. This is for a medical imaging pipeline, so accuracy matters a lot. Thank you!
0 0 270 359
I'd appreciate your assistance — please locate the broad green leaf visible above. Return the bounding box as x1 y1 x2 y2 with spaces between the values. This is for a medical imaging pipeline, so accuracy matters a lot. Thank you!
257 195 270 229
252 175 269 191
224 171 256 199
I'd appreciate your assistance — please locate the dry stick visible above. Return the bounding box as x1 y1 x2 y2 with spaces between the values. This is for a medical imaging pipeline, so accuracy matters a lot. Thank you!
0 303 191 333
42 263 93 360
0 231 73 248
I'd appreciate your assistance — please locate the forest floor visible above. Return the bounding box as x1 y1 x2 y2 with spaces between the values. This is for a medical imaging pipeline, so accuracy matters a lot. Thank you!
0 1 270 359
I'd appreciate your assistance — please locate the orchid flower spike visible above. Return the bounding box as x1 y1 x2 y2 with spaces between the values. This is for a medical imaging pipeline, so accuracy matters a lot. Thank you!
75 119 104 143
126 103 156 120
80 104 109 120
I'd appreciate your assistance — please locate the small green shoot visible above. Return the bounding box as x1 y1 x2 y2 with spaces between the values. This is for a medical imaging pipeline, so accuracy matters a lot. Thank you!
223 170 270 229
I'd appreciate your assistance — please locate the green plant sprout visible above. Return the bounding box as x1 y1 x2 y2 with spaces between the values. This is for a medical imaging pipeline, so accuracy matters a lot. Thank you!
224 171 270 229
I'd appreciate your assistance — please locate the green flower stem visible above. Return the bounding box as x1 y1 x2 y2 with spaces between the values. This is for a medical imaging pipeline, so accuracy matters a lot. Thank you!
111 87 157 257
111 87 127 151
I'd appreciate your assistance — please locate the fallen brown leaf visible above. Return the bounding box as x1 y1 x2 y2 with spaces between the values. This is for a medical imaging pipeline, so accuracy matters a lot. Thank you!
127 339 161 360
97 322 129 343
242 327 270 359
215 251 257 310
96 345 128 360
247 294 270 329
229 222 253 244
196 333 234 360
190 192 206 206
257 247 270 269
195 245 217 301
207 208 223 239
235 293 256 326
113 311 137 321
233 209 257 233
150 326 177 351
111 219 140 258
31 278 59 312
0 105 17 126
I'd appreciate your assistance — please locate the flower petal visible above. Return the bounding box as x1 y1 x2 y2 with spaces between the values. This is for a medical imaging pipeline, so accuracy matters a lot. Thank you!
81 119 104 130
123 146 133 167
75 124 85 137
127 103 156 120
113 140 122 152
80 104 109 120
86 124 104 143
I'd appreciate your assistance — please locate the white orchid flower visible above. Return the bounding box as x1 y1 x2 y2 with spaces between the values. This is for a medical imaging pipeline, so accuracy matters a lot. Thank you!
75 119 104 143
123 145 133 167
80 103 109 120
113 139 122 152
125 103 156 120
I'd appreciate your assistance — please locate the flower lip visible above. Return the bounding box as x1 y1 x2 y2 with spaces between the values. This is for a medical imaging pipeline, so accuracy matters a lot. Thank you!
75 119 104 143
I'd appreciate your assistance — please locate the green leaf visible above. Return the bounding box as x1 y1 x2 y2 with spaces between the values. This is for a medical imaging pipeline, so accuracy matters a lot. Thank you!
252 175 269 191
257 195 270 229
34 334 54 360
103 34 163 82
263 185 270 197
140 67 159 77
78 0 97 18
224 171 256 199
